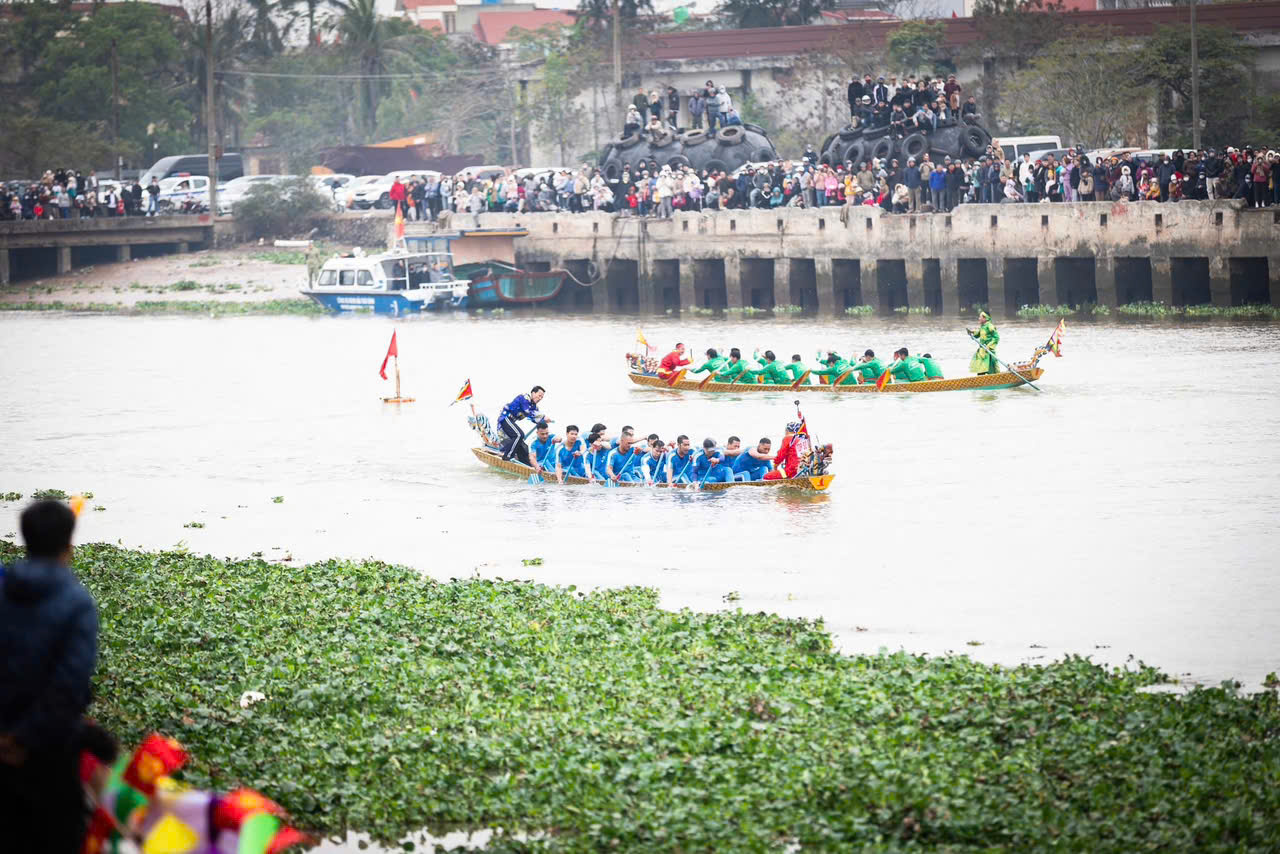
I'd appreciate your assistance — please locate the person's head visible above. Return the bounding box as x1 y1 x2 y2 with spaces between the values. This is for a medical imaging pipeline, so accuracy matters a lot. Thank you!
825 351 839 364
763 350 776 363
676 434 691 453
895 347 909 360
529 385 545 403
673 342 685 354
729 347 741 361
20 500 76 560
535 421 550 441
864 349 875 359
923 353 932 359
791 353 802 363
619 426 635 448
756 437 772 454
726 436 741 453
702 437 717 452
705 347 718 359
565 424 579 443
649 438 665 457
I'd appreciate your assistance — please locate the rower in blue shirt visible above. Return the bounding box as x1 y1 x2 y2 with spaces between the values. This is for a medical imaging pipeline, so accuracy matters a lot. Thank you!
585 429 611 483
497 386 548 465
668 434 698 485
693 437 734 485
605 428 645 484
528 421 559 476
554 424 587 483
640 435 670 485
732 437 774 481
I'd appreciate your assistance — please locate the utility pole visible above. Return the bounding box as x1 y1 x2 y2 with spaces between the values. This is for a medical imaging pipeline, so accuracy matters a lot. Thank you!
206 0 219 219
1189 0 1201 150
612 0 622 126
110 39 119 181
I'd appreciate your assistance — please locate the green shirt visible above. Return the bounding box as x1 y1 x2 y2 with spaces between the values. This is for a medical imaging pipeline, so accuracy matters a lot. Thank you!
815 359 856 385
756 359 790 384
977 320 999 350
784 362 809 383
690 356 726 375
917 355 943 379
853 357 884 383
715 359 749 382
890 357 927 382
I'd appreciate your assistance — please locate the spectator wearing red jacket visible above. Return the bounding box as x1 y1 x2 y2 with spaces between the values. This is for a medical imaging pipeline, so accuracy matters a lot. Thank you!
389 177 407 216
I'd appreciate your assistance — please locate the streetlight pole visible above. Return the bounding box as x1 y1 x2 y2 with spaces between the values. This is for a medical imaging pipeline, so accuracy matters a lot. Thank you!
206 0 219 219
110 39 120 182
612 0 622 125
1190 0 1201 150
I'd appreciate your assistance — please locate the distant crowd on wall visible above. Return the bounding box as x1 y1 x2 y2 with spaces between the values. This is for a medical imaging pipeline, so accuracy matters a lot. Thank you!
0 170 168 220
623 79 745 140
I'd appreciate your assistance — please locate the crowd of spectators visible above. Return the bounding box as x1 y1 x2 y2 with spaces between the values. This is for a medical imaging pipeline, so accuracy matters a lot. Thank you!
0 169 165 220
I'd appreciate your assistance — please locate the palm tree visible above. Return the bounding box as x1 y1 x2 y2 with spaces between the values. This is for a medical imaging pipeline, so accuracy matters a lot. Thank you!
244 0 285 57
331 0 417 134
178 5 256 149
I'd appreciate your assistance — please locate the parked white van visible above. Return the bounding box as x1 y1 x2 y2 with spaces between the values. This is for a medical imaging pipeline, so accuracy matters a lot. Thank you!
994 136 1063 161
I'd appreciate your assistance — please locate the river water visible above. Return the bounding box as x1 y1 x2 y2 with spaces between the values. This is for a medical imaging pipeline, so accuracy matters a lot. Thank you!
3 312 1278 696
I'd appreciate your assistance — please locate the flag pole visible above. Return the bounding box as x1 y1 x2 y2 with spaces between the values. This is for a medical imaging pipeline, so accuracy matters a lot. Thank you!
394 354 401 400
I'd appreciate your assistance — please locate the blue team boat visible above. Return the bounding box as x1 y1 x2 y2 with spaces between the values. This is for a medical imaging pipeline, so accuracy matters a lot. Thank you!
301 243 470 316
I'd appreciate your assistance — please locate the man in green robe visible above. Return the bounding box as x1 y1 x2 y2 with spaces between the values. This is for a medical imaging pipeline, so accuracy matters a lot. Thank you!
752 350 790 384
917 352 944 379
851 349 885 384
689 348 727 377
889 348 927 382
784 355 810 385
968 311 1000 375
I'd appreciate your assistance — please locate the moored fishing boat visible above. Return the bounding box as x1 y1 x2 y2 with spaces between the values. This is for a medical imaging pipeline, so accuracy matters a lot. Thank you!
302 247 469 315
465 409 835 492
458 260 568 306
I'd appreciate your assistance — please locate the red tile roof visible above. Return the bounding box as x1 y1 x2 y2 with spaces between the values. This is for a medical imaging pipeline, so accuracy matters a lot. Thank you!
418 18 444 32
632 1 1280 61
472 9 577 45
402 0 454 8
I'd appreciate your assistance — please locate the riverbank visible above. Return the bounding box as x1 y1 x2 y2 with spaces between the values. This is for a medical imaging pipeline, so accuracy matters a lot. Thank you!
4 539 1275 850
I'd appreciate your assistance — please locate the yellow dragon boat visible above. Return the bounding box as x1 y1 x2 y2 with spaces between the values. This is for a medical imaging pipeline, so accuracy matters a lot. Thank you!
628 348 1050 394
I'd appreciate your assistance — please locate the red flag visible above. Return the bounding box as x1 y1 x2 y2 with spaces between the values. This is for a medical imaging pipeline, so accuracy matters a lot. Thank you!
394 206 405 240
211 788 287 830
451 378 473 405
121 734 187 797
875 368 892 391
379 330 398 380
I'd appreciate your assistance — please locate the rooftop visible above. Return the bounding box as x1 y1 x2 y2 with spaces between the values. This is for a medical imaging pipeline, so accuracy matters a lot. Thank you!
471 9 577 44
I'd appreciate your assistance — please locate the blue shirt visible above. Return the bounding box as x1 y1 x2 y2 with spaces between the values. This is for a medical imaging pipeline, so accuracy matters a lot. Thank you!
606 447 643 480
556 438 586 477
641 452 669 483
693 448 730 480
669 449 697 483
733 449 772 480
529 434 558 469
586 446 610 479
498 393 543 425
929 170 945 191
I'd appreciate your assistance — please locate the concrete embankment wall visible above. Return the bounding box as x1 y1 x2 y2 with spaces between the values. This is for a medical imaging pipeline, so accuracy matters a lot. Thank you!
457 200 1279 316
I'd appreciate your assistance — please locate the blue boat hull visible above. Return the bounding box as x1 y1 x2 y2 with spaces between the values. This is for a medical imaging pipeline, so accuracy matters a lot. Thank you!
304 291 464 315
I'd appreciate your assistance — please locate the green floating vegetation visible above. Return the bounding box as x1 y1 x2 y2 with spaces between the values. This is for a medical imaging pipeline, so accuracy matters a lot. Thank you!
843 305 874 316
0 300 324 317
1 492 22 502
250 250 309 265
4 540 1275 851
1090 303 1111 315
685 306 717 316
170 280 201 291
893 305 931 315
1184 304 1280 319
1016 304 1076 318
30 488 92 500
183 521 205 529
271 495 284 504
773 304 805 314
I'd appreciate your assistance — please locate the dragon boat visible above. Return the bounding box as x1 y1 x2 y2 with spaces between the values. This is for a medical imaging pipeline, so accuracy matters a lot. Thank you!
627 348 1051 394
466 410 835 492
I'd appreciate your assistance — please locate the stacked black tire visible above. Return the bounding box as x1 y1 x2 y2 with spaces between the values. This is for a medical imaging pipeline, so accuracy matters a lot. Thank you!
817 116 993 169
598 124 780 179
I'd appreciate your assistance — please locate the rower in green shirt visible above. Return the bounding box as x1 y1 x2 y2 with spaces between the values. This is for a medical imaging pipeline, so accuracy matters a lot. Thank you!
689 348 727 377
752 350 790 384
968 311 1000 375
888 347 927 382
813 351 857 385
715 347 753 383
851 349 885 384
917 352 944 379
784 355 810 385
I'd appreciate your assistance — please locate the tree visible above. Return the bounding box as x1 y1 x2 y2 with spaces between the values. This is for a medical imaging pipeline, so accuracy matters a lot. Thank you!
332 0 421 134
575 0 655 36
515 28 591 165
999 31 1149 147
717 0 834 29
1134 24 1253 148
886 19 947 75
967 0 1069 125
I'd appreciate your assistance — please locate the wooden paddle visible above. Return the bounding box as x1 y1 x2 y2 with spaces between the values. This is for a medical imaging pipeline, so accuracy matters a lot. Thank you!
831 368 854 388
698 371 716 390
789 370 811 391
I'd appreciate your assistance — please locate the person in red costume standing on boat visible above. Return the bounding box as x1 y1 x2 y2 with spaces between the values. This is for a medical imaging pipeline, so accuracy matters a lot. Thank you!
658 343 692 378
763 419 808 480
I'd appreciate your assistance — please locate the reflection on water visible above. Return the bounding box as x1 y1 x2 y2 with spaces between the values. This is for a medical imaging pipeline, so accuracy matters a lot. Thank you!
2 312 1279 699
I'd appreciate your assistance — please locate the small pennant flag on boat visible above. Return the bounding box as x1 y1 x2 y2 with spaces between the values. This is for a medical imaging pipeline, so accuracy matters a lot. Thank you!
636 329 655 353
794 403 809 437
1047 319 1065 357
451 378 473 405
378 330 398 380
665 368 686 387
393 206 405 240
875 368 892 391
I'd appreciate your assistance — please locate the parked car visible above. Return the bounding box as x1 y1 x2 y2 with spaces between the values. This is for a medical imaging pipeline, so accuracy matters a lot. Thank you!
156 175 211 213
342 175 383 209
310 173 355 211
349 170 439 210
993 135 1063 161
217 174 282 214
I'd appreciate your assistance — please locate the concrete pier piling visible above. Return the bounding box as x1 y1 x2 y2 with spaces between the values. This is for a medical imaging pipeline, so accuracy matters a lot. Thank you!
458 200 1278 315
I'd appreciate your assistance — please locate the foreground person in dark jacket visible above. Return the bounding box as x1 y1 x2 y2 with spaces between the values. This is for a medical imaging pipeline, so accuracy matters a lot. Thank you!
0 500 99 854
